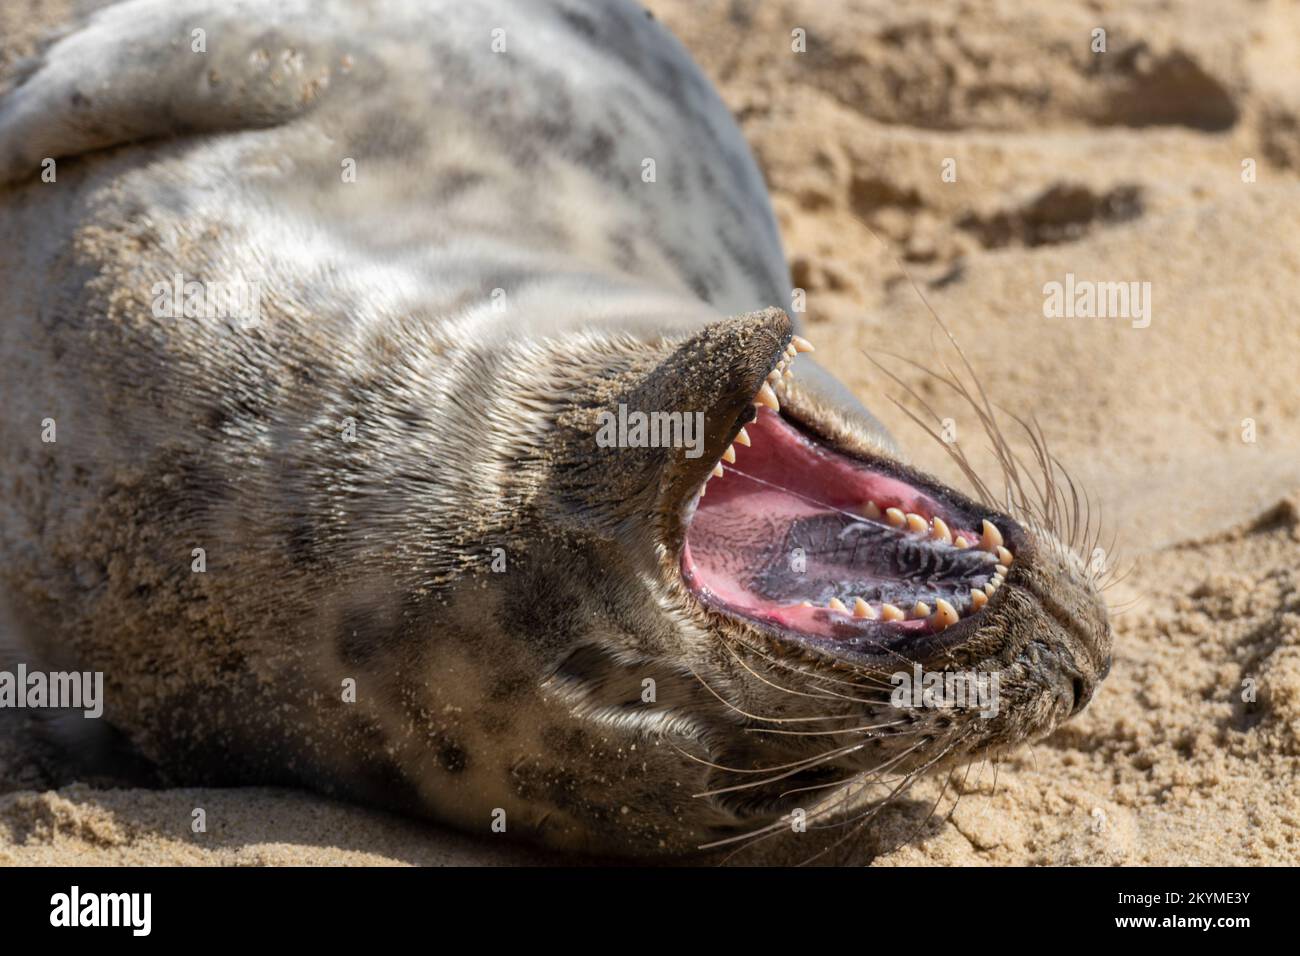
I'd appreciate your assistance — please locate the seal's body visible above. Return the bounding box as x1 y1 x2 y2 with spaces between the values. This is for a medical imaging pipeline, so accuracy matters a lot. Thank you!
0 0 1110 862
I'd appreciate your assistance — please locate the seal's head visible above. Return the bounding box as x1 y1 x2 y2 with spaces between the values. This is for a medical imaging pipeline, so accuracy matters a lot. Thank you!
461 306 1112 860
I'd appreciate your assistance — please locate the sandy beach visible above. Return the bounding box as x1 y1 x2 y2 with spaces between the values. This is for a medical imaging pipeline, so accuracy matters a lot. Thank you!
2 0 1298 865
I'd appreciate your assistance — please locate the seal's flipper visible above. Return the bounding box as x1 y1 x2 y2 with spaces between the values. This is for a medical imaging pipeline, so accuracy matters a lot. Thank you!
0 0 342 185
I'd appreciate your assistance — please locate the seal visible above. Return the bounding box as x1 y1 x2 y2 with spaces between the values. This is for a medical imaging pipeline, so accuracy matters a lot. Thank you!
0 0 1112 862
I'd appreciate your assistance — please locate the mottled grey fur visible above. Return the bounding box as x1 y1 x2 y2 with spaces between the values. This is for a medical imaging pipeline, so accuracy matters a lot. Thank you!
0 0 1109 862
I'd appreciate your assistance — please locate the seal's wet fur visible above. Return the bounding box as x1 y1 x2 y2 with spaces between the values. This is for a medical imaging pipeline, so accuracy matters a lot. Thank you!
0 0 1111 862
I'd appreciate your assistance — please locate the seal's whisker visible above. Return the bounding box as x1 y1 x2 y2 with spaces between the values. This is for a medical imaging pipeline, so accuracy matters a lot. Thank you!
884 393 997 506
704 735 935 859
1105 596 1144 615
674 719 881 783
792 736 967 865
691 738 874 798
1006 411 1057 532
891 749 962 851
944 755 978 821
725 633 911 694
874 348 1030 522
721 648 852 704
746 719 912 738
1058 451 1086 551
776 769 893 800
775 748 941 801
874 365 999 507
729 648 897 705
929 351 1031 516
683 663 855 727
874 340 1117 587
719 634 892 704
807 729 968 835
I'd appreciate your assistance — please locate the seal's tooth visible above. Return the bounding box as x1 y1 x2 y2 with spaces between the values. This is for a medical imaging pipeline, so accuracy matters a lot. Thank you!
782 369 793 379
881 603 905 621
885 507 906 528
791 335 814 353
766 369 781 383
828 597 848 613
853 597 876 619
722 445 736 464
931 517 952 544
799 600 813 608
861 500 882 520
756 382 779 411
971 588 988 609
954 535 971 549
734 426 751 447
932 598 959 630
995 545 1013 567
985 579 999 594
980 519 1003 552
785 344 797 358
905 512 927 534
711 463 724 478
912 601 931 619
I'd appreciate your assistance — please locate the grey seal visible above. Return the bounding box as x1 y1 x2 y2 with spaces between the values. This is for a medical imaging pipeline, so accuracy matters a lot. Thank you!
0 0 1111 862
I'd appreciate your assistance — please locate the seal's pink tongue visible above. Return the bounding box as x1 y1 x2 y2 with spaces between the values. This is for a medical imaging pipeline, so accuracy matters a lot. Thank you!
681 408 1004 642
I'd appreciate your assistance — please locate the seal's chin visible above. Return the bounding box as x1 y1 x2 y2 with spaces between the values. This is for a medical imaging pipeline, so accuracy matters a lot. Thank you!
681 401 1017 660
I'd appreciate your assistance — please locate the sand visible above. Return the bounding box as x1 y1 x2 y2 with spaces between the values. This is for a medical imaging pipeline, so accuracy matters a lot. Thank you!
2 0 1299 865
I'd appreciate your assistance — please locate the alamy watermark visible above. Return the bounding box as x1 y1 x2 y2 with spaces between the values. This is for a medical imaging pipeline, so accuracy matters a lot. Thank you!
50 886 150 936
596 403 705 459
151 272 263 330
890 664 1000 718
0 663 103 718
1043 272 1151 329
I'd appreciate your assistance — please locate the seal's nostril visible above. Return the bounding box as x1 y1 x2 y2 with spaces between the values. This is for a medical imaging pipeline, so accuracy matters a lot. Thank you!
1099 654 1113 680
1069 676 1090 716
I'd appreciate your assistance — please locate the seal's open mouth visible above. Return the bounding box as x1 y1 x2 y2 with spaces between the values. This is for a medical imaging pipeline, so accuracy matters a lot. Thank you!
681 338 1014 655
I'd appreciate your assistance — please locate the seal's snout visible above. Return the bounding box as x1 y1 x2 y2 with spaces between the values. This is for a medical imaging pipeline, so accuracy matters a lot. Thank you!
544 307 794 541
985 528 1113 734
647 307 798 515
